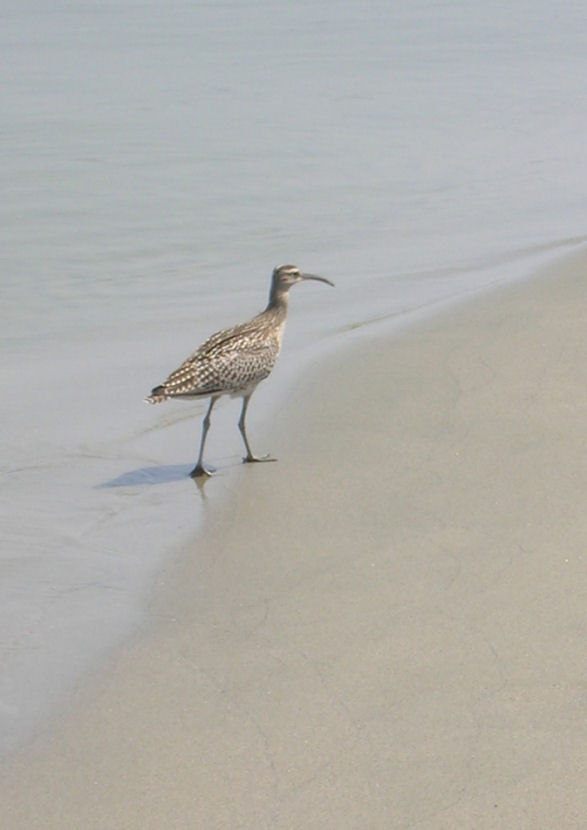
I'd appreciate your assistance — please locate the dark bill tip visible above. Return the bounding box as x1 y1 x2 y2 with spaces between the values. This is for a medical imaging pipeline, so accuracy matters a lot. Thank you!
301 273 335 287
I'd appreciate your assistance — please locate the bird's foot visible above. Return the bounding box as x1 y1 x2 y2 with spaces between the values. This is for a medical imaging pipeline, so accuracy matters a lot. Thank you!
189 463 214 479
242 454 277 464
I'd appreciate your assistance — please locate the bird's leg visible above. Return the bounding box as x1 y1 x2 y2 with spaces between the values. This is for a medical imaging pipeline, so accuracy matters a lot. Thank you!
190 397 217 478
238 394 276 464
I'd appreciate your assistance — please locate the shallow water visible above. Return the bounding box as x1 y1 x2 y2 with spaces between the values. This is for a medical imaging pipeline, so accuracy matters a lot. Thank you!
1 0 586 760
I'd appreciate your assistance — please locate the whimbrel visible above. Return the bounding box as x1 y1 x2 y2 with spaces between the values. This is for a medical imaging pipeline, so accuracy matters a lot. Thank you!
145 264 334 477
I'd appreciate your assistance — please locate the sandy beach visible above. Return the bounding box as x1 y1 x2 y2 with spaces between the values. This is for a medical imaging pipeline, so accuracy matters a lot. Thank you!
2 249 587 828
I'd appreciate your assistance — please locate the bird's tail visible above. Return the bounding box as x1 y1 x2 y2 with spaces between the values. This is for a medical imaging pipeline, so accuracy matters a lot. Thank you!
144 385 168 404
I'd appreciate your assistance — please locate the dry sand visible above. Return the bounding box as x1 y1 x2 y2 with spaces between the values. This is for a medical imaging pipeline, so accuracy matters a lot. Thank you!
1 250 587 828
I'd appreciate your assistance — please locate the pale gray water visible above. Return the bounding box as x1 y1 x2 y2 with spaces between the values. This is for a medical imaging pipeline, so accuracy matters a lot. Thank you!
1 0 586 760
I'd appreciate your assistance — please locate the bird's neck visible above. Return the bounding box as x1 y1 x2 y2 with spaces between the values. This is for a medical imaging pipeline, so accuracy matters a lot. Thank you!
265 284 290 322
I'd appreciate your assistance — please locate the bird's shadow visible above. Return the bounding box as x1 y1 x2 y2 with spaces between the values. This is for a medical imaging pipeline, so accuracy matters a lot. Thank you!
96 458 242 489
97 464 195 488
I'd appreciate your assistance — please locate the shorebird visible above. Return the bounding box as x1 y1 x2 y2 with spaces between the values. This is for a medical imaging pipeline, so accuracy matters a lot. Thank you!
145 264 334 477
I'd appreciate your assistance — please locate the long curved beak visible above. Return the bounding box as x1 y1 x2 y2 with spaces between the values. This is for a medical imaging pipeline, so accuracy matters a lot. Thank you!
300 273 335 287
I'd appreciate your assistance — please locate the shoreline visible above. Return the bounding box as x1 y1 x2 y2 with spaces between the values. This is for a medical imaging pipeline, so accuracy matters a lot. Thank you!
2 247 587 827
1 238 584 768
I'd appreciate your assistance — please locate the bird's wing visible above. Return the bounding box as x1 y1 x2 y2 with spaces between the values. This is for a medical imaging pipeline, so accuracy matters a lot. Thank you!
196 314 265 355
158 336 279 397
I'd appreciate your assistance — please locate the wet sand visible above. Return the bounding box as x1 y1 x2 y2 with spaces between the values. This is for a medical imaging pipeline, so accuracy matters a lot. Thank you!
1 249 587 828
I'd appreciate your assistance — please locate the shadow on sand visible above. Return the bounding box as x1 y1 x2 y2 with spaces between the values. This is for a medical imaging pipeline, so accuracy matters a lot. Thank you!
97 464 194 488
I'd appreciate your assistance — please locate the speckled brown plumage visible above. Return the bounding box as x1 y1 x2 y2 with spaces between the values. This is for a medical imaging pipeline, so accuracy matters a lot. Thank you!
145 310 284 403
145 264 334 477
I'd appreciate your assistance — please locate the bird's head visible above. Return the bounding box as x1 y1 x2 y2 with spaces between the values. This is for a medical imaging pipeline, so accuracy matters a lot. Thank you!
272 264 334 290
